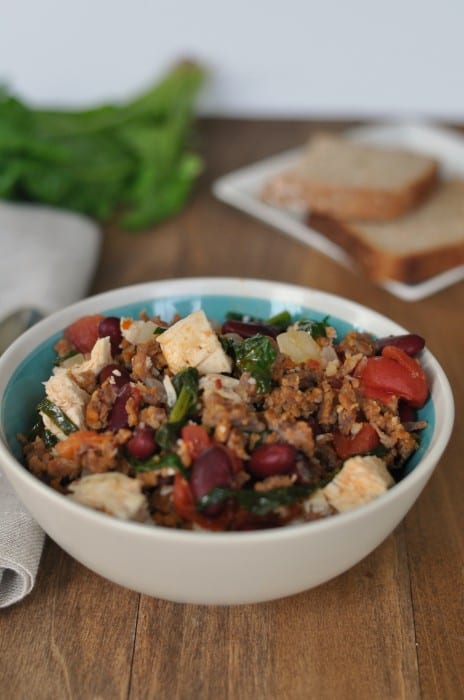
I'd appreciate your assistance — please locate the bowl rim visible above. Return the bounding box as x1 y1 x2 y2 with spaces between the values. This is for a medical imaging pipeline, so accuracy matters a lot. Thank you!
0 276 455 544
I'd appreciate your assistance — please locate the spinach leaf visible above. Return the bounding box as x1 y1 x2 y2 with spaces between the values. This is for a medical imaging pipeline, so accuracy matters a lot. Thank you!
197 483 324 516
295 316 330 339
225 311 261 323
155 423 180 452
37 398 78 435
234 334 277 393
43 429 59 448
131 452 186 475
265 310 292 330
27 413 59 447
171 367 199 422
155 367 199 449
366 444 389 458
225 309 292 331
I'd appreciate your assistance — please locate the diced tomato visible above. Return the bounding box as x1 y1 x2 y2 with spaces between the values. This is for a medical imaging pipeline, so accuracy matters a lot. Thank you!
64 314 104 353
333 423 380 460
381 345 428 406
181 424 211 460
356 345 428 408
172 473 197 521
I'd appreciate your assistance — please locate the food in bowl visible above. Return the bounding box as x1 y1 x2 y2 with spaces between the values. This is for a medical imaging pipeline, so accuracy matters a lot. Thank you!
20 303 429 532
0 279 453 604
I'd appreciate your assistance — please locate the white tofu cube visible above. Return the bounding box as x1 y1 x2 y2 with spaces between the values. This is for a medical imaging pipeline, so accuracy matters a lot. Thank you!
121 318 159 345
322 455 394 513
68 472 150 522
70 336 112 381
156 310 232 375
302 488 333 517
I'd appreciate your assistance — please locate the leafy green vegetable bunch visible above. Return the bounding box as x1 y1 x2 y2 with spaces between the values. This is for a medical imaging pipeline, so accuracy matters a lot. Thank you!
0 61 205 230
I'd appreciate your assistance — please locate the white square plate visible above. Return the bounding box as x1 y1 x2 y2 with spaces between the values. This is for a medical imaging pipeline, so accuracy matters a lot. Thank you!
212 123 464 301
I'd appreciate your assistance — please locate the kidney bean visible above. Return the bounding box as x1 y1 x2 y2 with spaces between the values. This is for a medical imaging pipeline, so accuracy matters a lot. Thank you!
99 363 131 388
98 316 122 354
107 383 132 430
249 443 297 479
375 333 425 357
127 426 156 459
190 445 233 516
398 401 417 423
221 320 279 339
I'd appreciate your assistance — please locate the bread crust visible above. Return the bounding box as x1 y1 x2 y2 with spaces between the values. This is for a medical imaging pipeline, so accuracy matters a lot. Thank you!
308 211 464 284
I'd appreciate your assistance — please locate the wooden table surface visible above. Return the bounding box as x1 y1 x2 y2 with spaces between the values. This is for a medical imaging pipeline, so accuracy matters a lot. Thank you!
1 119 463 700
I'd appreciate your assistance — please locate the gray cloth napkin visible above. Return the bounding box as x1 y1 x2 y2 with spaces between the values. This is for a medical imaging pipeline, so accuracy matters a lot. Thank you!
0 201 101 607
0 470 45 608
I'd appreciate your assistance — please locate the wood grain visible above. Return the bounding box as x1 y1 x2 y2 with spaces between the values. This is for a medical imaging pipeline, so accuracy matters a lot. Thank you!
129 532 420 700
0 540 139 699
1 119 463 700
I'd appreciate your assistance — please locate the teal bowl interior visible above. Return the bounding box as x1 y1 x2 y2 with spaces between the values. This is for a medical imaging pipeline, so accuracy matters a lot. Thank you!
1 293 435 477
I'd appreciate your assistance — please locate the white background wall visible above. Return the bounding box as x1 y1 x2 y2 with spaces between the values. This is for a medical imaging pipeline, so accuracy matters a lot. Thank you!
0 0 463 121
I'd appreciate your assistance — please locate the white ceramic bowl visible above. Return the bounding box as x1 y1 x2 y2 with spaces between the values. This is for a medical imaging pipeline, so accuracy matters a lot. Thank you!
0 278 454 605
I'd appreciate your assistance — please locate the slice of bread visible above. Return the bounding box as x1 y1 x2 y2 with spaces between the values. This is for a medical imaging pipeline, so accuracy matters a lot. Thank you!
261 133 439 220
308 180 464 283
